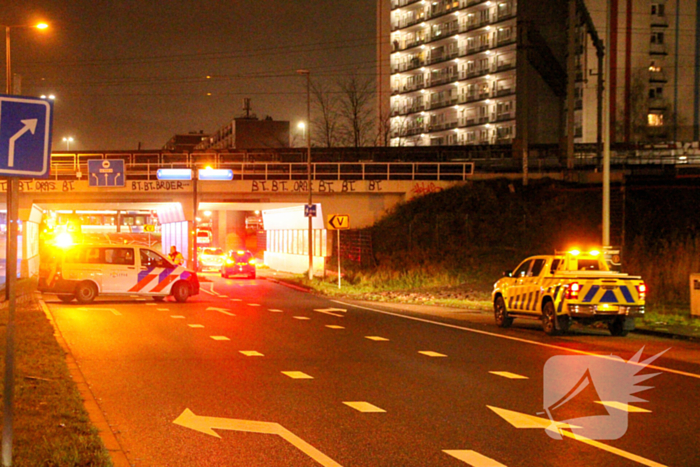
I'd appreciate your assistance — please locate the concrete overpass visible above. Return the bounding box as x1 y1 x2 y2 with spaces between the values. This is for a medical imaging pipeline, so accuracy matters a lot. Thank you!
2 159 478 277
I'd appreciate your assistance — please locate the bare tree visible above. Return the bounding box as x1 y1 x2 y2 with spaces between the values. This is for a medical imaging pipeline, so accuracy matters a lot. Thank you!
311 79 341 148
338 74 376 147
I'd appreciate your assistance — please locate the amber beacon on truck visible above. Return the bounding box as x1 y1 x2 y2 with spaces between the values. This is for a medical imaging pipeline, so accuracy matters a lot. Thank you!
492 249 646 336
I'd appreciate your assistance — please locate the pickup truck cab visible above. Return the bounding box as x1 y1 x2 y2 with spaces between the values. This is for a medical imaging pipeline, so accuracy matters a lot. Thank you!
39 243 200 304
492 250 646 336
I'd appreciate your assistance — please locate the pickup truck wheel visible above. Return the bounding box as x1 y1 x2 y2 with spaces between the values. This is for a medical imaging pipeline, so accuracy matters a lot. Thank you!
172 281 190 303
494 296 513 328
542 301 561 336
75 282 98 304
57 295 74 303
608 317 630 336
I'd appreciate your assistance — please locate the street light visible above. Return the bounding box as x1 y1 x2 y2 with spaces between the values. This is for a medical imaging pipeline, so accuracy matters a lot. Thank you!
3 21 49 467
297 122 306 147
297 69 312 280
62 136 74 151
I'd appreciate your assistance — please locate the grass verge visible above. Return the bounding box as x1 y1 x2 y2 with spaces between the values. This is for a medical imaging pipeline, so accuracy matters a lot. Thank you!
0 281 112 466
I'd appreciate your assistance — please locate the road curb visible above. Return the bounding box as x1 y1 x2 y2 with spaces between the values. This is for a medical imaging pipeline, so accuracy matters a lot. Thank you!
633 327 699 341
267 278 313 293
38 297 132 467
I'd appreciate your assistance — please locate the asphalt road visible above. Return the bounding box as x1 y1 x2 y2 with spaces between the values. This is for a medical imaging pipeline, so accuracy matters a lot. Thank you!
43 273 700 467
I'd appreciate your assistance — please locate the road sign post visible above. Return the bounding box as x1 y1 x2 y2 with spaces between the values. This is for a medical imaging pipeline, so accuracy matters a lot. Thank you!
0 94 53 466
327 215 350 289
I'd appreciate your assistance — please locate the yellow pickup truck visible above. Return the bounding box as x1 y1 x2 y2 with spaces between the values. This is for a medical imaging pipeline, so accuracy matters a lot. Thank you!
492 249 646 336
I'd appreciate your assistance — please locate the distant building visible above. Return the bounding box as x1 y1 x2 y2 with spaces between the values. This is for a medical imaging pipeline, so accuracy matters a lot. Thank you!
163 132 209 152
196 116 291 150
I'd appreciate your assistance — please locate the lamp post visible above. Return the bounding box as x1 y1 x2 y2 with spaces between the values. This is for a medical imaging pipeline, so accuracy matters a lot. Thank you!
3 22 48 467
297 122 306 147
297 69 312 280
62 136 74 151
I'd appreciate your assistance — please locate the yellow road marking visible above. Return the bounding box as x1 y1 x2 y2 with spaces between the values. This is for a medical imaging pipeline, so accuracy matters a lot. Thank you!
489 371 528 380
173 409 343 467
293 316 311 320
595 401 651 413
419 351 447 357
443 450 507 466
210 336 230 341
365 336 389 341
240 351 264 357
326 325 345 329
343 401 386 413
188 324 204 328
333 300 700 380
170 315 185 319
282 371 313 379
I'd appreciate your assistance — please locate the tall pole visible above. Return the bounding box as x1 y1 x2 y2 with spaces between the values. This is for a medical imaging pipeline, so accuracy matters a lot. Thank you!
602 0 611 247
2 24 18 467
298 70 313 280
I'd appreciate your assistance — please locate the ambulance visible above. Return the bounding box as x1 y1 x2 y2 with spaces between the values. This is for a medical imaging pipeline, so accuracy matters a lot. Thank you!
39 243 200 304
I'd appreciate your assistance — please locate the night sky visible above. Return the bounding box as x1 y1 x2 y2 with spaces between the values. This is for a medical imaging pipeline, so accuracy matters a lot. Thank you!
3 1 377 150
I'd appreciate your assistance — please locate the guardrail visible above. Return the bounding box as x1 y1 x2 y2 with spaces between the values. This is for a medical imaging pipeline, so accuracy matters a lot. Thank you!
48 161 476 182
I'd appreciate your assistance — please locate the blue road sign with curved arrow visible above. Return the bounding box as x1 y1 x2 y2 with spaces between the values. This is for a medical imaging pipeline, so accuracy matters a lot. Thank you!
0 95 53 178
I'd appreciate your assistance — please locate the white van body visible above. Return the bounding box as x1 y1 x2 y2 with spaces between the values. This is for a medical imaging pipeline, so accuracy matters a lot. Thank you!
39 244 200 303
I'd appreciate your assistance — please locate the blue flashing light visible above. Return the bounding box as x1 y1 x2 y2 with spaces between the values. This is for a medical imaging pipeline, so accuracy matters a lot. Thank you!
157 169 192 180
198 168 233 181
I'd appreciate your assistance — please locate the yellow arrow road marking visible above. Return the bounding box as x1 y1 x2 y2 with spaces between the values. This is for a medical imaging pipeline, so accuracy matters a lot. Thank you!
173 409 342 467
488 406 666 467
443 450 507 466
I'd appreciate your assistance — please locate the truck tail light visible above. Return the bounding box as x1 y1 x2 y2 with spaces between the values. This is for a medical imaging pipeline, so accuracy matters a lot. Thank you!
637 283 647 301
566 282 580 300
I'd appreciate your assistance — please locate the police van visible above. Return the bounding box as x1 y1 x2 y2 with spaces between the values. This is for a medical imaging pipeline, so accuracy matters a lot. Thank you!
39 244 200 304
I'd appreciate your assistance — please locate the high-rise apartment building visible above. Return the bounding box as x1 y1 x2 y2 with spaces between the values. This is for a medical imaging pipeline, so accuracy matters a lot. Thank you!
378 0 700 148
581 0 700 143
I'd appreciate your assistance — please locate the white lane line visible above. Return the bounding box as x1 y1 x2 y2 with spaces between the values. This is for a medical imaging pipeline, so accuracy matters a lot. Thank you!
240 351 264 357
157 308 170 311
77 307 120 316
419 351 447 357
230 298 242 302
282 371 314 379
489 371 528 380
365 336 389 341
206 307 236 317
326 325 345 329
209 284 225 297
342 402 386 413
211 336 230 341
248 303 261 307
269 309 284 312
201 288 216 296
293 316 311 320
188 324 205 328
171 315 186 319
443 450 507 466
332 300 697 380
595 401 651 413
145 303 157 306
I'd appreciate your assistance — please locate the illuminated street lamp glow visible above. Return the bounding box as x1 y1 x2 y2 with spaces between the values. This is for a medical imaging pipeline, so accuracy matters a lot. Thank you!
62 136 74 151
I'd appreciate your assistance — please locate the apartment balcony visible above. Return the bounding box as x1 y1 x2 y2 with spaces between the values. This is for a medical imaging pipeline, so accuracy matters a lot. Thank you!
391 0 422 11
425 98 459 111
492 113 514 122
648 97 668 110
651 15 668 27
426 49 459 66
428 121 459 132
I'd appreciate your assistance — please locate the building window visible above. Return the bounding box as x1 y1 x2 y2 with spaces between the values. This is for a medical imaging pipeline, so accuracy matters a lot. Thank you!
649 87 663 99
651 32 664 44
648 113 664 126
651 3 665 17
